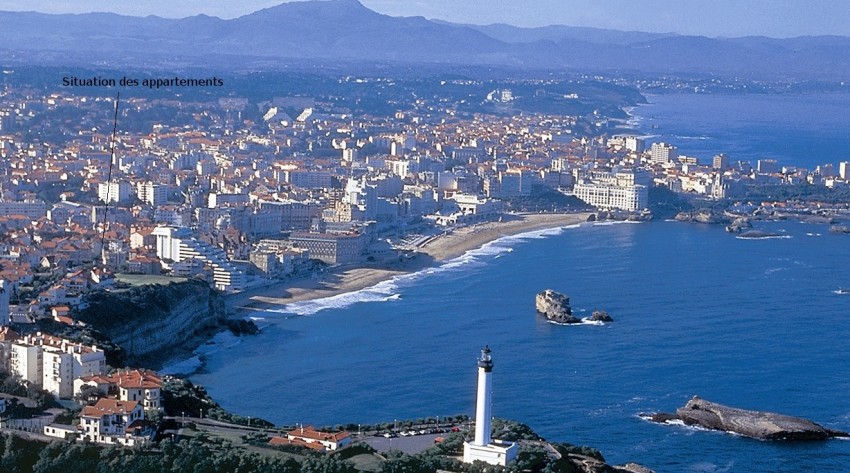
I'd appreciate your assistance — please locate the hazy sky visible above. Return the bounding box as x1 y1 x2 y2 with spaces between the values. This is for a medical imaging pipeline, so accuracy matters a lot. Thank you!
1 0 848 38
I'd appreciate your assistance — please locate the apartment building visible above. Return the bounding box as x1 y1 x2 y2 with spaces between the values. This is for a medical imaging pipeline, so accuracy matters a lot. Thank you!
10 333 106 398
152 226 246 291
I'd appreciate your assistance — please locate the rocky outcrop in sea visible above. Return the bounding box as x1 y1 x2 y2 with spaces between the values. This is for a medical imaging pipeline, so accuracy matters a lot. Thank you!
535 290 580 324
736 230 783 239
589 310 613 322
725 217 752 233
645 396 849 440
674 210 730 224
535 290 614 324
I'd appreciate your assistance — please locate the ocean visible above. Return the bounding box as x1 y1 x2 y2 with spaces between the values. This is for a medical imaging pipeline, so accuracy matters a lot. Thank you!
629 92 850 170
191 220 850 472
188 93 850 472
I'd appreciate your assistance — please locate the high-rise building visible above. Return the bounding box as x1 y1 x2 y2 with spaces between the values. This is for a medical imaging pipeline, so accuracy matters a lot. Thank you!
137 182 169 206
712 154 730 170
757 159 779 174
816 163 835 177
625 136 646 153
10 333 106 399
840 162 850 180
463 346 518 466
98 181 133 203
650 142 677 164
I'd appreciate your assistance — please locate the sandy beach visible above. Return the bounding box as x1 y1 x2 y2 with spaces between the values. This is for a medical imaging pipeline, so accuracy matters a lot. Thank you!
226 212 591 315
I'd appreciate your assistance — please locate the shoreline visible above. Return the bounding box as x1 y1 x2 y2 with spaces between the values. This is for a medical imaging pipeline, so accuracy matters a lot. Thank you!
225 212 592 316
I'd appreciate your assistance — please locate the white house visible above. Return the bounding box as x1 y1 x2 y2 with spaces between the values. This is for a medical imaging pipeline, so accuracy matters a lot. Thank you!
80 398 151 446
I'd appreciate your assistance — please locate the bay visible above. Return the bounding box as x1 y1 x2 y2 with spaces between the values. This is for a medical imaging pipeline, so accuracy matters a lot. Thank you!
192 220 850 472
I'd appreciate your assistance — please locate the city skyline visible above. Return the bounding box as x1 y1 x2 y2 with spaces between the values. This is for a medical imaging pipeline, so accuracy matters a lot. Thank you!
0 0 849 38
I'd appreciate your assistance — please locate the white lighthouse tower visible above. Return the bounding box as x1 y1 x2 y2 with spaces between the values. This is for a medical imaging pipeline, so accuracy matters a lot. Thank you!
463 346 518 466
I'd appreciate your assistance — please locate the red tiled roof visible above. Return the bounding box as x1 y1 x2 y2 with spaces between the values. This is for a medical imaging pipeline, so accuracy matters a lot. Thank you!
109 369 162 389
82 399 139 417
269 436 326 451
286 426 350 443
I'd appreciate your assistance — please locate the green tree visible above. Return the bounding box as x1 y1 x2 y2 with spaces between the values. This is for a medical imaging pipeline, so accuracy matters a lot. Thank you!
301 453 356 473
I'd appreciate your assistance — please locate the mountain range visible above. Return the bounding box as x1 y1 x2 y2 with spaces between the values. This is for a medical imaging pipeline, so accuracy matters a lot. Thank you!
2 0 850 80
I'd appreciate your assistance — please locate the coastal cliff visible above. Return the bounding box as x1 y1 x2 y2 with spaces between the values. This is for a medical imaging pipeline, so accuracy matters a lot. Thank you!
76 280 227 368
647 396 849 440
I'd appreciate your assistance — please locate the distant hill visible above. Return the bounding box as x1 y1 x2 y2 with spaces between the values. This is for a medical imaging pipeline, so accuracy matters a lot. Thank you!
2 0 850 79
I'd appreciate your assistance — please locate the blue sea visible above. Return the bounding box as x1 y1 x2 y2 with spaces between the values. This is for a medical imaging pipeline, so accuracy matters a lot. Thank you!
189 93 850 472
191 220 850 472
630 92 850 170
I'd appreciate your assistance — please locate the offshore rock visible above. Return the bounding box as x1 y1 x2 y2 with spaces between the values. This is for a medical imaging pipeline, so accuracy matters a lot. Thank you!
725 217 752 233
674 210 730 224
596 210 651 222
614 464 656 473
736 229 782 239
649 396 849 440
589 310 614 322
829 225 850 234
535 290 579 324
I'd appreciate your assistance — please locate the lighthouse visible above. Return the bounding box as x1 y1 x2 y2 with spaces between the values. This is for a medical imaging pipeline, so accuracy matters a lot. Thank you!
473 346 493 446
463 346 518 466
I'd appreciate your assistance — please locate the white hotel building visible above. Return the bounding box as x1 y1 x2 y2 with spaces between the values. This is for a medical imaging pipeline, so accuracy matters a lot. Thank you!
571 169 650 212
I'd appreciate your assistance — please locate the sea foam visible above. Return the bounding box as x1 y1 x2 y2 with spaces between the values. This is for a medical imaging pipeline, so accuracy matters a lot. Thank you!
269 222 587 316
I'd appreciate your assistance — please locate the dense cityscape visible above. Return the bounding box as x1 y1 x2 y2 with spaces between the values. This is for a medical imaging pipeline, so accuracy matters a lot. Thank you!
0 2 849 472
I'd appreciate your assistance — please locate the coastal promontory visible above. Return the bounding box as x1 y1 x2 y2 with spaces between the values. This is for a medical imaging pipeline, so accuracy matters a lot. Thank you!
75 280 228 368
646 396 849 440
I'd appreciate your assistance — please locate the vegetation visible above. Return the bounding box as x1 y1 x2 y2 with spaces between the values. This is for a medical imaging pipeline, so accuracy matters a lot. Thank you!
0 405 619 473
0 435 303 473
76 280 224 333
505 187 592 213
744 183 850 203
648 185 694 219
34 318 127 368
490 418 543 442
0 369 59 413
161 377 274 428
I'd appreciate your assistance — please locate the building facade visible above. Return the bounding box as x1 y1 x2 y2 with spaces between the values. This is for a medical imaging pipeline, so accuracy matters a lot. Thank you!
10 333 106 398
290 232 366 264
650 142 677 165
